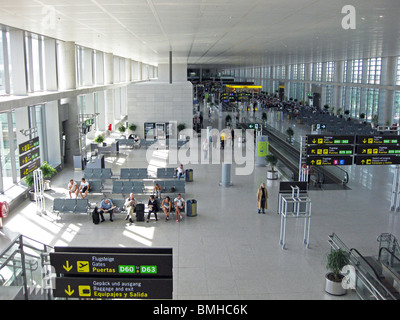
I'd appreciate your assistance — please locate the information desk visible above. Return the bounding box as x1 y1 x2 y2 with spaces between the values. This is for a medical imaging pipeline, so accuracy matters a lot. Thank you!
86 155 105 169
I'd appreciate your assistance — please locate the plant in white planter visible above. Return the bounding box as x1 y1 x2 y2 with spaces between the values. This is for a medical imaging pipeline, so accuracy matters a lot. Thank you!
286 127 294 144
24 161 57 200
128 123 137 133
325 248 350 296
177 123 186 140
118 124 126 138
94 134 105 145
266 154 278 180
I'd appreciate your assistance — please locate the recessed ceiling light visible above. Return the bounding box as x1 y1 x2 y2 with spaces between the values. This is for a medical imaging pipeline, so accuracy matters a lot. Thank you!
379 15 384 18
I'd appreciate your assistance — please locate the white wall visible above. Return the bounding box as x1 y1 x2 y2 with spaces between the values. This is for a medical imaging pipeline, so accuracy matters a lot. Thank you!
127 81 193 138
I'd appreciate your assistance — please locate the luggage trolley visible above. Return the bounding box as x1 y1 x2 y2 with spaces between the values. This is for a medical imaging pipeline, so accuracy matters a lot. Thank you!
278 182 312 250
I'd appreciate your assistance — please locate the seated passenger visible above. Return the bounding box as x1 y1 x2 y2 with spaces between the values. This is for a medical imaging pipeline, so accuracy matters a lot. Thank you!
68 179 78 199
77 178 89 199
174 194 185 222
161 196 172 222
147 195 159 223
174 164 185 180
99 198 115 222
124 193 136 223
153 183 162 198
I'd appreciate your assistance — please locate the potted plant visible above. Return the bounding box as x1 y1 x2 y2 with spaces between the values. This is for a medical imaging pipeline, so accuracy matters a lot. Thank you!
94 134 105 145
40 161 57 190
286 127 294 143
325 248 350 296
177 123 186 140
128 123 137 132
118 124 126 138
266 154 278 180
24 161 57 199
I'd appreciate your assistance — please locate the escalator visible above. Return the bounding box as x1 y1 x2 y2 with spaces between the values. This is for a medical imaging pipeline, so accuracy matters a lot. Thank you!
238 117 348 186
328 233 400 300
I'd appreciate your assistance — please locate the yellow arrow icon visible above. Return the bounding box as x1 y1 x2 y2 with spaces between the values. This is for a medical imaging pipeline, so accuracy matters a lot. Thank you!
65 285 74 296
63 261 73 272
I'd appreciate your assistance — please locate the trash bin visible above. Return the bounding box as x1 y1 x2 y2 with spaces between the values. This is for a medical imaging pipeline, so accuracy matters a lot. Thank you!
185 169 193 182
186 199 197 217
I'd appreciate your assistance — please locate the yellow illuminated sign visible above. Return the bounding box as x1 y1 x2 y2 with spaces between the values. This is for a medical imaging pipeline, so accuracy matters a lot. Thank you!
226 85 262 89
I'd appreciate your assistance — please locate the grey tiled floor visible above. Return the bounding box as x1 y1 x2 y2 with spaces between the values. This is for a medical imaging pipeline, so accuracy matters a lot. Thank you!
2 108 399 300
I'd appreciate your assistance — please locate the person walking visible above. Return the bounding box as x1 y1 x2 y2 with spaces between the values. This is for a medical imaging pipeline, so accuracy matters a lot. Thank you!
257 183 268 214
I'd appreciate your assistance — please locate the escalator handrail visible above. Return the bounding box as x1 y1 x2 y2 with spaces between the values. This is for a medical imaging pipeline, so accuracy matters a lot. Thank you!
378 247 400 277
349 248 381 280
349 248 397 300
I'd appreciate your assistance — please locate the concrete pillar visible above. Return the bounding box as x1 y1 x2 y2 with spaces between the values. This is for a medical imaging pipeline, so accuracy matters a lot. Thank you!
57 41 76 90
97 91 106 131
104 53 114 84
9 30 27 95
95 51 105 85
57 41 79 164
381 56 397 125
83 47 93 86
44 38 58 91
45 101 61 164
333 61 344 113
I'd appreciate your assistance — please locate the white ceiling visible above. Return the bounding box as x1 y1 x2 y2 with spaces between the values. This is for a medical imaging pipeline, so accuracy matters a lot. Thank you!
0 0 399 67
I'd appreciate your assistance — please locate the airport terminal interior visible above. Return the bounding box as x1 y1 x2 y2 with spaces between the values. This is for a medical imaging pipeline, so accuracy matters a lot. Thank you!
0 0 399 300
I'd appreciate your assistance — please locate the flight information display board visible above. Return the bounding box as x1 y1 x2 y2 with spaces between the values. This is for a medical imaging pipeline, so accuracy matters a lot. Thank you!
50 247 173 300
306 156 353 166
356 135 400 145
306 135 355 166
307 135 354 145
354 155 400 166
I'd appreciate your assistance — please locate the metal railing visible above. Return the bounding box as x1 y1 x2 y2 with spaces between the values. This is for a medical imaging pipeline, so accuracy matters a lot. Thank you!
328 233 397 300
0 234 54 300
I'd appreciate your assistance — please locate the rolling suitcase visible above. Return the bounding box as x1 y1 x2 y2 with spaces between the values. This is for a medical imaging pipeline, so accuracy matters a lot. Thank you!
136 203 145 222
186 199 197 217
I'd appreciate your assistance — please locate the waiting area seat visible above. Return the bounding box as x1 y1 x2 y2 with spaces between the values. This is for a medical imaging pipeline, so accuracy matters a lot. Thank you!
116 139 136 148
155 180 185 194
87 180 104 194
112 180 144 195
156 168 175 179
120 168 148 179
84 168 112 180
52 198 90 218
